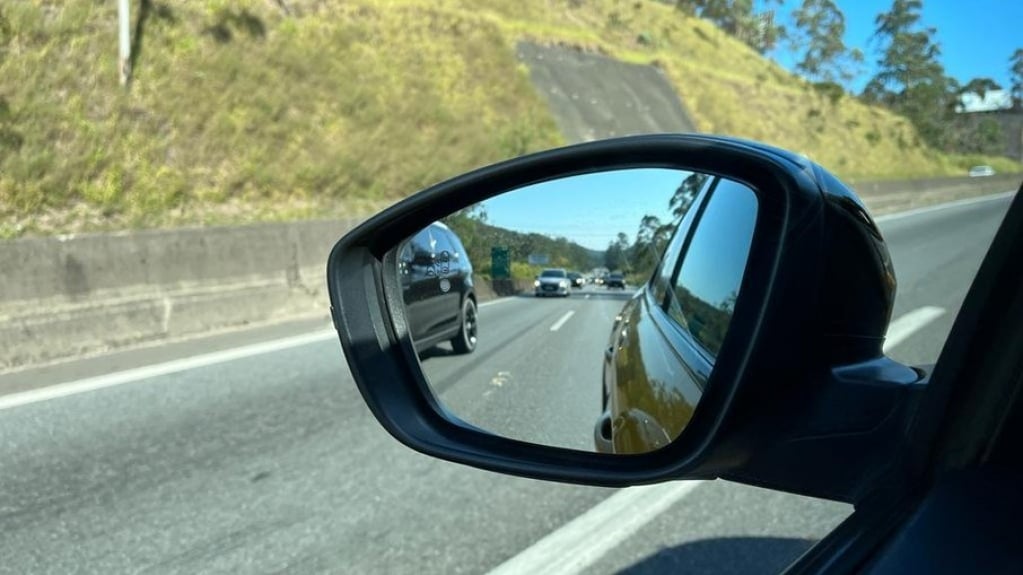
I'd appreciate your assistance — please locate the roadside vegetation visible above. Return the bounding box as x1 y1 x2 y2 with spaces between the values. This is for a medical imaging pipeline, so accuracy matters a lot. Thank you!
0 0 1018 237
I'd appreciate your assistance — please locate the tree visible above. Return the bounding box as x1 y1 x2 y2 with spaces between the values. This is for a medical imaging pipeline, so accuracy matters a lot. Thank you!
954 77 1003 113
676 0 785 54
1011 48 1023 110
863 0 953 149
790 0 863 86
604 233 632 273
670 173 709 220
960 78 1002 102
630 215 674 277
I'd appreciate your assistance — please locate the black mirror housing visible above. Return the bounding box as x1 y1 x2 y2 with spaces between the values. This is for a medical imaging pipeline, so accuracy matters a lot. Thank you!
326 135 921 501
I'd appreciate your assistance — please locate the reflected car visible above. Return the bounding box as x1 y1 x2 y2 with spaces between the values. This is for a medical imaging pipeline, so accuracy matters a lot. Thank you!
398 222 478 354
968 165 995 177
568 272 585 288
595 176 756 454
605 273 627 289
534 268 571 297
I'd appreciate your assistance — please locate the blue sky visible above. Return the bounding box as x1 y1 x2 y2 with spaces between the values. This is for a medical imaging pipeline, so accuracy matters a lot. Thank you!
768 0 1023 94
481 168 690 251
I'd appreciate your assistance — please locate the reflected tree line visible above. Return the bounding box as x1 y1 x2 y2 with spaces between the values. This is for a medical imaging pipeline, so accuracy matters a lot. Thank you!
609 171 737 356
442 205 600 279
604 172 708 279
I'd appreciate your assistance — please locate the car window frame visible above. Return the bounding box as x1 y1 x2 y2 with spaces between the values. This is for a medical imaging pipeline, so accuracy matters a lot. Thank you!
665 178 759 359
649 173 718 306
654 176 722 365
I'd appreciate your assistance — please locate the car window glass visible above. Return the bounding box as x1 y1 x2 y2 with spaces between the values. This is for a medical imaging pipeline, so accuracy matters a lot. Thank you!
667 179 758 357
431 227 455 256
446 230 470 270
399 239 414 263
410 229 434 264
650 173 714 306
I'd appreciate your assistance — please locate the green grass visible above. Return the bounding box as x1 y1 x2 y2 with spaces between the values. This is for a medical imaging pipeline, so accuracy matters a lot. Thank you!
0 1 562 236
0 0 1017 237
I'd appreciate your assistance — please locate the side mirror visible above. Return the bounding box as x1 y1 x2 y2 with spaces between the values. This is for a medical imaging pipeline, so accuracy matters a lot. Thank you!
326 135 920 501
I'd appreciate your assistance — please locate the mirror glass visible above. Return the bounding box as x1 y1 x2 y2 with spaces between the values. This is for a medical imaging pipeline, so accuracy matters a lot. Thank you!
394 168 758 454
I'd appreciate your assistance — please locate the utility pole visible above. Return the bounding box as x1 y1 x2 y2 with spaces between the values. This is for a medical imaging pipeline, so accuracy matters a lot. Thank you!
118 0 131 87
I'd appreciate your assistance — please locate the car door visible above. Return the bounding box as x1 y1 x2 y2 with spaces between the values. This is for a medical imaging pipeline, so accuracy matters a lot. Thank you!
605 173 727 453
402 227 440 342
445 227 473 298
429 226 463 332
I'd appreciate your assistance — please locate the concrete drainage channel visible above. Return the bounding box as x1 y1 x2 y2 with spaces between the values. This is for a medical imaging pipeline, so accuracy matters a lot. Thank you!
2 41 1019 372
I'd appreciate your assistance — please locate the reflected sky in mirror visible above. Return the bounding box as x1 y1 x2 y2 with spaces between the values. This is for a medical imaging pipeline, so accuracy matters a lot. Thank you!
482 168 698 251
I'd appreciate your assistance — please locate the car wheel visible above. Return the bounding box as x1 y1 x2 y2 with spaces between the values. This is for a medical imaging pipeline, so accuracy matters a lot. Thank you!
451 297 478 354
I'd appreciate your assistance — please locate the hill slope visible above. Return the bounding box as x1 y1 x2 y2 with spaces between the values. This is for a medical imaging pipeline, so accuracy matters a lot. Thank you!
0 0 1017 236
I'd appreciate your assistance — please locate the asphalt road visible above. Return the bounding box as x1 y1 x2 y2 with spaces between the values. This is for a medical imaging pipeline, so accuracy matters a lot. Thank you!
421 289 631 451
0 193 1013 574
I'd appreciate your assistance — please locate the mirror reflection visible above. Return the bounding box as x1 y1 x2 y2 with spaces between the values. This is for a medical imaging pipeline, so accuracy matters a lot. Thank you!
395 168 758 453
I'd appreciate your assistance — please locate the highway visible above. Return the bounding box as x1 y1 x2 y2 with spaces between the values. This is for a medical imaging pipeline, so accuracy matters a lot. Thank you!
0 193 1013 574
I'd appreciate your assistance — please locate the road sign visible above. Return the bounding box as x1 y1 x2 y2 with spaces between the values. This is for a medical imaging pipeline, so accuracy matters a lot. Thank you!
527 253 549 266
491 247 510 279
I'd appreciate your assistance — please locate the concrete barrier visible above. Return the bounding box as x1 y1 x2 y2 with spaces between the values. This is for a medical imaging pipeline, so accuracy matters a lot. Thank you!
0 219 357 370
851 173 1021 215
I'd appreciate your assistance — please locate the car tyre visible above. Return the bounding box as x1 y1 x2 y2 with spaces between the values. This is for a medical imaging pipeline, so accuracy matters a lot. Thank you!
451 297 478 354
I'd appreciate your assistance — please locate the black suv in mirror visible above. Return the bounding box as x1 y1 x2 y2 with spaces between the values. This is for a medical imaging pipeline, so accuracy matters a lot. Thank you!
397 222 478 355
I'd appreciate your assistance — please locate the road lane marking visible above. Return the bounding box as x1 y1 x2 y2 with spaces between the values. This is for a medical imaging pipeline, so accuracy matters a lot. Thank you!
549 311 575 332
0 330 336 410
874 190 1015 223
883 306 945 353
480 297 516 309
487 481 704 575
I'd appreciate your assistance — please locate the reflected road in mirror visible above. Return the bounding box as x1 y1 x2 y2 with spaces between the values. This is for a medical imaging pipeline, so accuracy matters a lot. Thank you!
421 287 636 451
394 168 758 453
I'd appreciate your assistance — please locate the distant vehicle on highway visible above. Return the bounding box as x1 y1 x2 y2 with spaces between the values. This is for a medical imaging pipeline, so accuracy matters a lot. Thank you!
567 272 585 288
534 268 571 297
605 273 627 289
969 165 996 177
398 222 478 354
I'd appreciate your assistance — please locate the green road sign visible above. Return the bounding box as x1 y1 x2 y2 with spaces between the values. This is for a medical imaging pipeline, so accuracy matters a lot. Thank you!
491 247 510 279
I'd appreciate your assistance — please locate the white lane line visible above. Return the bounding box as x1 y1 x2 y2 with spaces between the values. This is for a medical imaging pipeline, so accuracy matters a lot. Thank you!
883 306 945 353
549 310 575 332
0 330 335 411
874 190 1016 223
487 481 704 575
480 297 516 309
3 295 514 410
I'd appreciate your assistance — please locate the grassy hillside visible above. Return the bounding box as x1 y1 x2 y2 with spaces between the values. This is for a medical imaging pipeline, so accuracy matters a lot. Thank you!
0 0 1017 237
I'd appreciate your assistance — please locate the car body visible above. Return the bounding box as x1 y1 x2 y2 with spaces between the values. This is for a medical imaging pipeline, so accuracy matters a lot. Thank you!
604 273 627 289
534 268 571 297
595 172 752 453
397 222 478 354
567 272 585 288
328 135 1023 575
968 165 995 177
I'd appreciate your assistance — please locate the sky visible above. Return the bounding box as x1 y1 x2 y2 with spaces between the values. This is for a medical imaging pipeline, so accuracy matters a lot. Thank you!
480 168 693 251
768 0 1023 95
